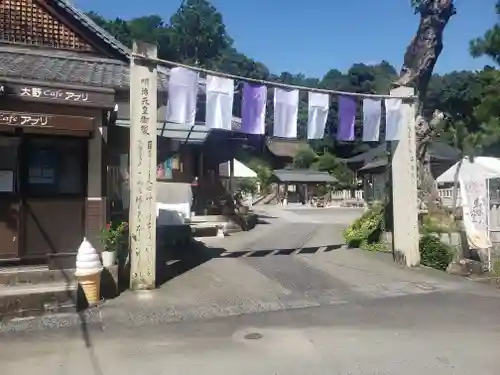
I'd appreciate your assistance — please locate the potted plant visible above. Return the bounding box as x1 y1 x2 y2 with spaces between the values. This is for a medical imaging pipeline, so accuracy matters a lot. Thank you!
99 221 128 268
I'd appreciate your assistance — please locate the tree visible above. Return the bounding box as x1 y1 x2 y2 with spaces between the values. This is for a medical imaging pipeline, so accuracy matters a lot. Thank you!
312 152 353 188
246 159 273 193
169 0 232 67
292 146 317 169
470 1 500 64
394 0 457 210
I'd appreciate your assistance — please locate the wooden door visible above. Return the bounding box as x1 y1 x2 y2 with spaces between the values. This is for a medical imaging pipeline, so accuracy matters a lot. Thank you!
0 199 19 260
0 136 20 260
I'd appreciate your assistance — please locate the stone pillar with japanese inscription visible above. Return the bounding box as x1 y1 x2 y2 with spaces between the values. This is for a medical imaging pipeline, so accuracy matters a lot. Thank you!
390 87 420 267
129 42 158 290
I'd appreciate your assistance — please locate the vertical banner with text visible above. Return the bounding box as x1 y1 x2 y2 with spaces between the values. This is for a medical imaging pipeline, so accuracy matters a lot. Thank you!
129 42 158 290
459 177 491 250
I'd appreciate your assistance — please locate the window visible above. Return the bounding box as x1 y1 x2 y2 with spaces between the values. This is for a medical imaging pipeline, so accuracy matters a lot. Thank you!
24 137 86 196
0 136 19 193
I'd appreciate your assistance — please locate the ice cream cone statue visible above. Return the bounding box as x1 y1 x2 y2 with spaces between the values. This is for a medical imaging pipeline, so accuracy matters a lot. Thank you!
74 238 103 305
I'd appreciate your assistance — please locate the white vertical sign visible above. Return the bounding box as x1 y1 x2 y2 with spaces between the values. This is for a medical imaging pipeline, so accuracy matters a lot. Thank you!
129 42 157 290
459 177 491 249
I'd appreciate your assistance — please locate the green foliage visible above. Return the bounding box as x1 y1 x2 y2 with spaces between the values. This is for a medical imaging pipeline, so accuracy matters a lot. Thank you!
420 213 457 234
237 177 259 196
313 152 353 187
492 259 500 276
246 159 272 193
419 235 453 271
360 241 390 253
169 0 232 66
470 1 500 64
343 205 384 248
100 221 128 253
292 147 317 169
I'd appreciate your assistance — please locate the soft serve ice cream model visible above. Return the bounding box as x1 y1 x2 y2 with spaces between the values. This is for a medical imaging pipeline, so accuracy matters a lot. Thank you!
75 238 103 304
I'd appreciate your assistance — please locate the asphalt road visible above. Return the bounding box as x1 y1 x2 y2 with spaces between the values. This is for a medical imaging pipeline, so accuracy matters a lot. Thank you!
2 288 500 375
2 206 500 374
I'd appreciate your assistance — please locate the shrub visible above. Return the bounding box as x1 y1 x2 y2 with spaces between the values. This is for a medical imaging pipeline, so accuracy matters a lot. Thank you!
343 204 383 248
419 234 453 271
420 212 457 234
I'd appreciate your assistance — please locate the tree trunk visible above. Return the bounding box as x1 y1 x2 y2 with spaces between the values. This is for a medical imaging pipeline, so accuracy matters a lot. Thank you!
394 0 456 211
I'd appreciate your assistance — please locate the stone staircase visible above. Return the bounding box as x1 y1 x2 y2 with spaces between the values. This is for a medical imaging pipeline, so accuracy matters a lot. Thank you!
0 266 78 320
0 265 119 321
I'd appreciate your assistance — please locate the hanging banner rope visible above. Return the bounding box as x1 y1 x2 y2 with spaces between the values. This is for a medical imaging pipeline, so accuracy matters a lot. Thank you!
133 54 413 142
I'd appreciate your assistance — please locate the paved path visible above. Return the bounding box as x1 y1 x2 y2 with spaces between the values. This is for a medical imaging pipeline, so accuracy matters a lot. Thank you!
2 206 496 333
2 206 500 373
3 282 500 375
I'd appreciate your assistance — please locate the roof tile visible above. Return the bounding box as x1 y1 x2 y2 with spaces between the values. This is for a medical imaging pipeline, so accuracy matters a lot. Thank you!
0 47 169 90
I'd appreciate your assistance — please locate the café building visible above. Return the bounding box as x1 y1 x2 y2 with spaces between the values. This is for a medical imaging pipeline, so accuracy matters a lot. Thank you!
0 0 130 266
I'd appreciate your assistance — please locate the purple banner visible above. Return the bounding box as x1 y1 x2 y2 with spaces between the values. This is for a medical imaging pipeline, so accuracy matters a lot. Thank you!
241 83 267 135
337 96 356 141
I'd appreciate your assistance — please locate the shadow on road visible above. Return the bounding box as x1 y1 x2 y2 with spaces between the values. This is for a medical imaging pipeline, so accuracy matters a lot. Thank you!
156 240 345 287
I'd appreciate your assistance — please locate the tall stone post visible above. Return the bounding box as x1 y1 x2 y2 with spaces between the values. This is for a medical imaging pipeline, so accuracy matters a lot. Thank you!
390 86 420 267
129 41 158 289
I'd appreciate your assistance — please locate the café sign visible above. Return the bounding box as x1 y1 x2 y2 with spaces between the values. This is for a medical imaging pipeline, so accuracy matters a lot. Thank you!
0 110 94 131
19 86 89 102
0 111 50 127
5 83 115 108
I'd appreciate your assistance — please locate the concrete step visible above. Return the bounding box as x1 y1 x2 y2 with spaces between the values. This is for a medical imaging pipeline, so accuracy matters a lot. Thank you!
0 266 75 286
189 215 228 224
0 281 78 320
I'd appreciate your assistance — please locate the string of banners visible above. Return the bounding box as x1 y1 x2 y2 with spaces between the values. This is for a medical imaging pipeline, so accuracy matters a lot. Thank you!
165 66 407 142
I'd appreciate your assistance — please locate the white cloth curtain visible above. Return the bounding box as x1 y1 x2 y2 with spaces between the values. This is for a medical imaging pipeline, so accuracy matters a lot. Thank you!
273 88 299 138
362 99 382 142
307 92 329 139
166 67 199 126
206 75 234 130
384 98 403 141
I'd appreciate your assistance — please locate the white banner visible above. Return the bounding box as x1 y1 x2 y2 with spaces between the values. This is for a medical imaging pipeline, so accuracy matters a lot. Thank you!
206 75 234 130
459 177 491 249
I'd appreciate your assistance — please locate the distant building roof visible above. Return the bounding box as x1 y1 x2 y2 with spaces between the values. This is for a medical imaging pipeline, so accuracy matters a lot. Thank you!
266 138 311 158
271 169 338 184
343 141 460 170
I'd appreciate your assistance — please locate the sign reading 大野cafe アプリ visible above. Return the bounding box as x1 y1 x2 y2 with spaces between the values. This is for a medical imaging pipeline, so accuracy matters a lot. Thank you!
4 83 115 108
0 110 95 131
19 86 89 102
0 111 50 127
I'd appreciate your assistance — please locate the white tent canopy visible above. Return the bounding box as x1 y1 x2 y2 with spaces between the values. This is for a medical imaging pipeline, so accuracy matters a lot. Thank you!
437 156 500 183
219 159 257 178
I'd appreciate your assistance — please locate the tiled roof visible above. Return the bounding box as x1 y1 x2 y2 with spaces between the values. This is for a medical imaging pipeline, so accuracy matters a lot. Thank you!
266 138 311 158
54 0 131 60
0 46 169 90
272 169 337 184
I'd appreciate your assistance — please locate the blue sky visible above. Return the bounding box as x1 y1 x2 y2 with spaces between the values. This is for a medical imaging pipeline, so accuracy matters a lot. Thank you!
75 0 497 78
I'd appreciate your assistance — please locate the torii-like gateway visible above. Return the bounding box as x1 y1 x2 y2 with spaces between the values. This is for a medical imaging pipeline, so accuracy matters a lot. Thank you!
127 41 420 290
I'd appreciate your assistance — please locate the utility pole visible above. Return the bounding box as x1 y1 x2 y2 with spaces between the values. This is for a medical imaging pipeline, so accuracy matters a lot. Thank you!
129 41 158 290
390 86 420 267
